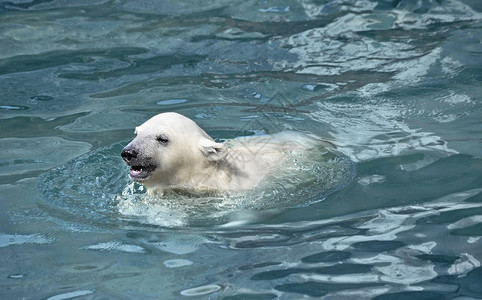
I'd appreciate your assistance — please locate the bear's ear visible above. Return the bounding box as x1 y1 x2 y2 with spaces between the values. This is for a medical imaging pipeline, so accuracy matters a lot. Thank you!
199 138 227 161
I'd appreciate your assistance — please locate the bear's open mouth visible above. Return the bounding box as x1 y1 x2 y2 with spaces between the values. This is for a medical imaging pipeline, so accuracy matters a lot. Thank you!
129 165 156 181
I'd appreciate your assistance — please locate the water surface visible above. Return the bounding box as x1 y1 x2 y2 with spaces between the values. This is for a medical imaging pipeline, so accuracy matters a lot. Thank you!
1 0 482 299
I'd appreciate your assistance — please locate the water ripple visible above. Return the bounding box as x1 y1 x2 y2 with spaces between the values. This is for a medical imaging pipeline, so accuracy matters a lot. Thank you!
217 188 482 298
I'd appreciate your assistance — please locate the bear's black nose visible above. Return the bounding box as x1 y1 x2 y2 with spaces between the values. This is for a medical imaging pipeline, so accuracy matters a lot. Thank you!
121 147 137 163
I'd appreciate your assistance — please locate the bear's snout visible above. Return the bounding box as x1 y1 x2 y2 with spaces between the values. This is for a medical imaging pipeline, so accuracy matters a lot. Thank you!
121 146 138 164
122 144 157 182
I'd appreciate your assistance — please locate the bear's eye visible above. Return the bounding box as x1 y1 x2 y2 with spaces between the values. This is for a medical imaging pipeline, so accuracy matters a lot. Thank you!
156 134 169 145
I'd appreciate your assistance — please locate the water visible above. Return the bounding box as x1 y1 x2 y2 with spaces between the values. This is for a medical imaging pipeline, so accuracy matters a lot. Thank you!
1 0 481 299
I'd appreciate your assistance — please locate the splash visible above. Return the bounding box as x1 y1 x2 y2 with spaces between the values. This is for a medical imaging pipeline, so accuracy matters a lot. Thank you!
39 138 354 229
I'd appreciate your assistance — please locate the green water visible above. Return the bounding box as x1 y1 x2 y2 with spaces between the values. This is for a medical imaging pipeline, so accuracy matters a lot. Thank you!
1 0 482 299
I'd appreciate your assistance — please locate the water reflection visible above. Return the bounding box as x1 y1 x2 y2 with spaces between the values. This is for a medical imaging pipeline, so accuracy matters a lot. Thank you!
214 189 482 298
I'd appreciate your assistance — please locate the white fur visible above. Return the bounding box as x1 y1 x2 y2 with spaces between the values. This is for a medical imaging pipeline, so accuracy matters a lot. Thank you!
123 112 321 196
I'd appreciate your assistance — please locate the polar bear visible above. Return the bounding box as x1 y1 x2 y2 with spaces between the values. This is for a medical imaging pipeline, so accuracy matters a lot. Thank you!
121 112 322 196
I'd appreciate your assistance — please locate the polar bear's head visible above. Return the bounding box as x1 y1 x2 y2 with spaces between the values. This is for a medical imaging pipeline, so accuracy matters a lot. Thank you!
121 112 226 190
